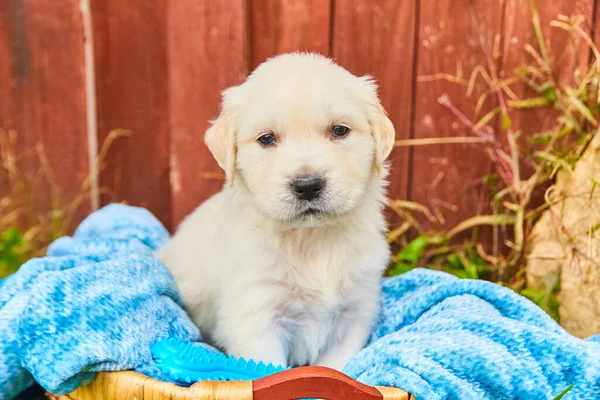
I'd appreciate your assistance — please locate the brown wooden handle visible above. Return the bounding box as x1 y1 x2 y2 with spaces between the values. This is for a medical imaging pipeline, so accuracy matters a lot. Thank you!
58 369 412 400
253 366 409 400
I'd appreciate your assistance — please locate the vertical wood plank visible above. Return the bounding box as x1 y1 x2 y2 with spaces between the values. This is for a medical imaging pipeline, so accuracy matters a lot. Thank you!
410 0 505 229
501 0 594 137
91 0 172 228
168 0 248 226
250 0 332 70
0 0 90 227
594 0 600 46
332 0 417 206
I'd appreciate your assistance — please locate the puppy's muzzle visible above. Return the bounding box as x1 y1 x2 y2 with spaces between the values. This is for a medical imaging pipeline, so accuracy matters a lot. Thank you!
291 176 325 201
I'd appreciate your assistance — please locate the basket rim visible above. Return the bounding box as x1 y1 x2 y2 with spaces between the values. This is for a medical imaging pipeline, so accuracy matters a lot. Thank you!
60 366 413 400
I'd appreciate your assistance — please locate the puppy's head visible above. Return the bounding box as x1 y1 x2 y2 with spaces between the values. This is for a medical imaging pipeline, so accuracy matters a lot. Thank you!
206 53 395 224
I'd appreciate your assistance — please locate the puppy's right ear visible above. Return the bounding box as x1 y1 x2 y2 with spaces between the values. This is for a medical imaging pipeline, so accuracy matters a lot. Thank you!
205 113 236 186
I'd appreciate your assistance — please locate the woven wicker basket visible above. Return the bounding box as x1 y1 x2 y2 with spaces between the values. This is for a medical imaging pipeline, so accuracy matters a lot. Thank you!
46 367 412 400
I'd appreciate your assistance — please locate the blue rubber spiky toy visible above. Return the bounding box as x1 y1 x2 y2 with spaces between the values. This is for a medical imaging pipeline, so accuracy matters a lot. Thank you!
151 338 289 385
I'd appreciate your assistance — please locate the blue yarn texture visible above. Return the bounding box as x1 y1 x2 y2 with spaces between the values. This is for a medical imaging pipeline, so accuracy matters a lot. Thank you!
343 269 600 399
1 204 599 399
0 204 200 398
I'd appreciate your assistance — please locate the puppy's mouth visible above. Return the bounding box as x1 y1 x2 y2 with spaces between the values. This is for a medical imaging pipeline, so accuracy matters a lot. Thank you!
299 207 325 218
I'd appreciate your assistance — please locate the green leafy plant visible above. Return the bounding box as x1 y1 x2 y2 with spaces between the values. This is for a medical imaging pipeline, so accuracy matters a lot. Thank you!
436 246 490 280
553 384 574 400
0 227 25 278
388 235 427 276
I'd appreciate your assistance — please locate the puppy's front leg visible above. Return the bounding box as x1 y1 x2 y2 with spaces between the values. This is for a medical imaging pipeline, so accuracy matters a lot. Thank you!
217 306 288 367
228 328 288 367
316 309 374 371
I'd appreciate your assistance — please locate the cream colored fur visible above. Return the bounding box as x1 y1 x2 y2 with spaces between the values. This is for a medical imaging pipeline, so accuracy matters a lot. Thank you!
156 53 395 370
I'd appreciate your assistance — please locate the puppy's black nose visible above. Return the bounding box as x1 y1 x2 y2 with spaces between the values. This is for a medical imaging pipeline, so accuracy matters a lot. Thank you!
292 177 325 201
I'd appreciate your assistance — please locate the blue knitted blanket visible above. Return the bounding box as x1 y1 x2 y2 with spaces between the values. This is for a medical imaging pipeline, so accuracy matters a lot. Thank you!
1 204 599 399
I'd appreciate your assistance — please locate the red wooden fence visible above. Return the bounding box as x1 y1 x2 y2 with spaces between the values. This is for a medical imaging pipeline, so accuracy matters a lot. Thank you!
0 0 597 232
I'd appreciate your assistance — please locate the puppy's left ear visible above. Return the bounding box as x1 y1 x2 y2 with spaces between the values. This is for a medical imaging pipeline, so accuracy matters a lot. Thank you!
371 103 395 175
205 113 236 186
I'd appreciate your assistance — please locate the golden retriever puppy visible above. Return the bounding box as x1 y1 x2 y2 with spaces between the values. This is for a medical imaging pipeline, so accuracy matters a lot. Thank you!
156 53 394 370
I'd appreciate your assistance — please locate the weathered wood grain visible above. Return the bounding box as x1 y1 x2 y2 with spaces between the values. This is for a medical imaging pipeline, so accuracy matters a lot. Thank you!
410 0 504 230
250 0 332 70
2 0 597 241
332 0 417 211
91 0 172 228
0 0 90 227
594 0 600 46
168 0 248 227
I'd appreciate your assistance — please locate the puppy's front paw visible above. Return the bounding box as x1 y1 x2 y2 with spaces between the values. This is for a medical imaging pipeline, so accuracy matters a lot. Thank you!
315 354 351 372
225 329 288 369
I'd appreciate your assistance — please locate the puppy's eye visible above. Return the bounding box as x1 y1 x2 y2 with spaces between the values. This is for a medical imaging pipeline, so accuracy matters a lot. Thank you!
258 133 276 146
331 125 350 138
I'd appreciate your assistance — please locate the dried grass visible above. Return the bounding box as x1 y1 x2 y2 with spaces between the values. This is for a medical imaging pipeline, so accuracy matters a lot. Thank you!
0 129 128 278
387 0 599 317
